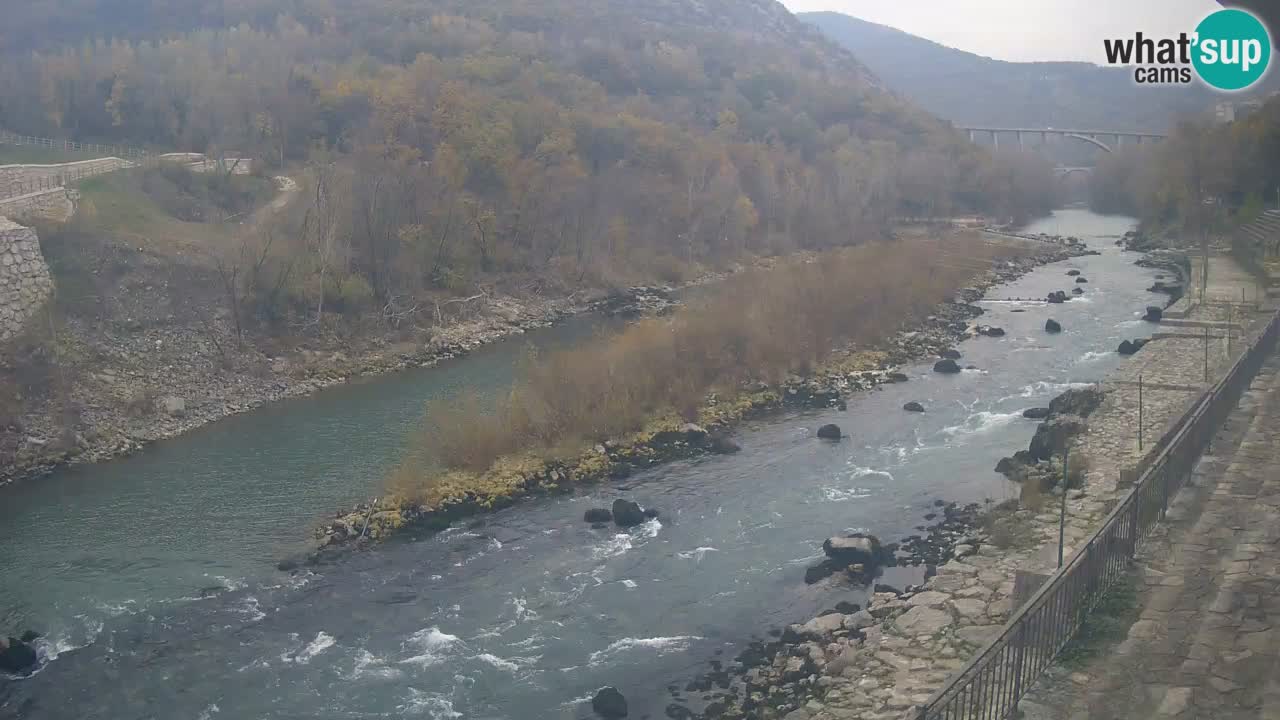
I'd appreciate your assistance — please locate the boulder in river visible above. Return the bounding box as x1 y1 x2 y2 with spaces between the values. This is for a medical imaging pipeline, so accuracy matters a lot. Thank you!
977 325 1006 337
1023 407 1051 419
611 499 646 527
886 372 910 383
0 636 39 676
1045 319 1062 334
592 686 628 718
816 424 842 440
707 433 741 455
822 533 891 568
940 349 962 360
1143 306 1163 322
1075 277 1089 284
933 359 961 374
903 401 925 413
1072 287 1085 295
584 508 613 523
1066 269 1081 276
1047 291 1068 304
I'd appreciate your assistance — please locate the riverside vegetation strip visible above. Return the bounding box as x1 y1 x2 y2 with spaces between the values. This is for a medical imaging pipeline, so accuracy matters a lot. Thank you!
311 233 1092 556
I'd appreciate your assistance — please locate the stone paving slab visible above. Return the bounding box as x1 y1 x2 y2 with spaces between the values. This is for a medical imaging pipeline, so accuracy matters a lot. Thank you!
1020 354 1280 720
789 254 1276 720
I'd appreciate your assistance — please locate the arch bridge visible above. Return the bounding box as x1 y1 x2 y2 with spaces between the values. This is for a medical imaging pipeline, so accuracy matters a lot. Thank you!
957 126 1168 153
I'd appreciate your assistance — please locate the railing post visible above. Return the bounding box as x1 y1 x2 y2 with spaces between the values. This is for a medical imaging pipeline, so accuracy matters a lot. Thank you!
1129 492 1140 556
1012 619 1028 713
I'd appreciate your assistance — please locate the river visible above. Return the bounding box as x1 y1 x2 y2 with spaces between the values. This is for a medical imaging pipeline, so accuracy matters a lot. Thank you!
0 210 1163 720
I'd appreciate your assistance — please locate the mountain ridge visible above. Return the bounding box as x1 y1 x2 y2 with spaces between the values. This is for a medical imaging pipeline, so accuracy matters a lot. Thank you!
800 10 1252 132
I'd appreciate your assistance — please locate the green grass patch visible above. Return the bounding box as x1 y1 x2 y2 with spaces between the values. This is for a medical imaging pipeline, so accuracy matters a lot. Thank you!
76 173 166 235
75 166 275 239
1057 573 1141 668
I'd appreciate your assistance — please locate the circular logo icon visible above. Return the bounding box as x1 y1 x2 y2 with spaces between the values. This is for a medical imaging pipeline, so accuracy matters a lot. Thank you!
1193 9 1271 91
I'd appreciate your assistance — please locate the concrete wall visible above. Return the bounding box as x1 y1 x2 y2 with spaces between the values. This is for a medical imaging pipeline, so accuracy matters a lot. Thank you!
0 217 53 343
158 153 254 175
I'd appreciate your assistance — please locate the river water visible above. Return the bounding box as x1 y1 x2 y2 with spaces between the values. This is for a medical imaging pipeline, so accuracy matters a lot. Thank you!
0 210 1163 720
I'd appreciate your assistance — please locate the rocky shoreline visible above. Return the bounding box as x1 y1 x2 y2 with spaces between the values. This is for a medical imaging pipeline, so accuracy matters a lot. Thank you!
308 238 1094 563
648 243 1198 720
0 285 685 488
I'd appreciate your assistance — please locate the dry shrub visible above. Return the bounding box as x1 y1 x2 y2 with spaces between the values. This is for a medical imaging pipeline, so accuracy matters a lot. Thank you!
412 234 1010 476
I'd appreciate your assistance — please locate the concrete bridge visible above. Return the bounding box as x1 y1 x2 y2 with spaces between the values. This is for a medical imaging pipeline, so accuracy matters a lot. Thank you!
957 126 1168 153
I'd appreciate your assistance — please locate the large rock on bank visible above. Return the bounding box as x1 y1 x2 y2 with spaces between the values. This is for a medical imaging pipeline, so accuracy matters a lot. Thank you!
1028 416 1088 462
1118 339 1150 356
1048 386 1104 418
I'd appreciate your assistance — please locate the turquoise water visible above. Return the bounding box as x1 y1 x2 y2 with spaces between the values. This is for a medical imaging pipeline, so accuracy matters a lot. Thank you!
1 211 1161 720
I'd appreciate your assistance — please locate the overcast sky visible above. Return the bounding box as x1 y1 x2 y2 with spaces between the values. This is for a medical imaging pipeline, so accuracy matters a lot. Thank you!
780 0 1225 63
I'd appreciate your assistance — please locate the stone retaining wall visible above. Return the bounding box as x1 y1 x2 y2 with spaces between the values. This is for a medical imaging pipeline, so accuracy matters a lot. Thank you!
0 158 132 199
0 187 74 223
0 217 53 342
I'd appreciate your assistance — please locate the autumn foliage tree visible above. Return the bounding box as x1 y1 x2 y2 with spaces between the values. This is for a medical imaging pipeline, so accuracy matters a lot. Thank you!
1 0 1058 327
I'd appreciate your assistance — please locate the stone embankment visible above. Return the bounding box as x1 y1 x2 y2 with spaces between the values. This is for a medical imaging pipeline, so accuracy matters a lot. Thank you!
687 252 1274 720
0 218 53 343
2 290 586 485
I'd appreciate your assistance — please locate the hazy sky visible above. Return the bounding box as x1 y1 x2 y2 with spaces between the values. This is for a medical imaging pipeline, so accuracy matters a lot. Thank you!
780 0 1225 63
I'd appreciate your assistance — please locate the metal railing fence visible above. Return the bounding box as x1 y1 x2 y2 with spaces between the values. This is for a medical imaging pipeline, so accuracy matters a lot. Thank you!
0 159 134 202
914 307 1280 720
0 130 150 161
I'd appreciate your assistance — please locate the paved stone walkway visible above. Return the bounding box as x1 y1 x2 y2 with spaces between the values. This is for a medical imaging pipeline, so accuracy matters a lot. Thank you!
782 253 1278 720
1021 353 1280 720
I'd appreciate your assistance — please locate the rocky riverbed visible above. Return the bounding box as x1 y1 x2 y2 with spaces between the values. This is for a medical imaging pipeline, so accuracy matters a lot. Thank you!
643 244 1237 720
312 240 1094 560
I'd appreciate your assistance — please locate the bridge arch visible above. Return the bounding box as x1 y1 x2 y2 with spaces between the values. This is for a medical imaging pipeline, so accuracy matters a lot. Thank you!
1063 133 1113 153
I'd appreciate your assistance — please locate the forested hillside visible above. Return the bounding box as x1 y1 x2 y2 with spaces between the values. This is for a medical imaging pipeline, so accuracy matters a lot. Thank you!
2 0 1056 309
802 11 1237 133
1090 97 1280 227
